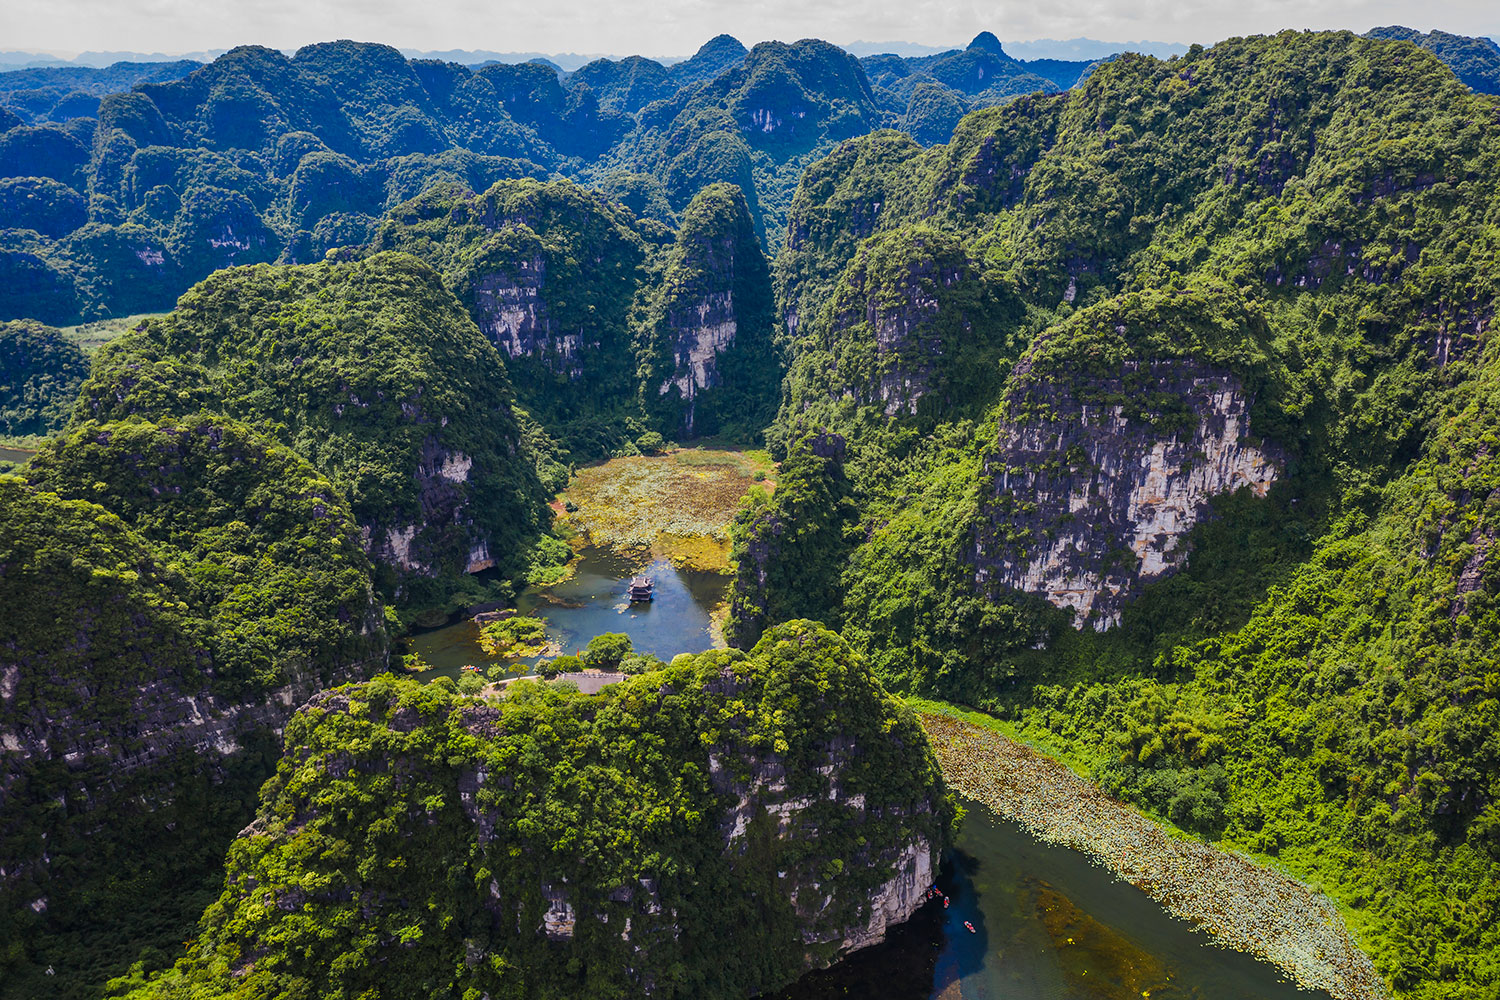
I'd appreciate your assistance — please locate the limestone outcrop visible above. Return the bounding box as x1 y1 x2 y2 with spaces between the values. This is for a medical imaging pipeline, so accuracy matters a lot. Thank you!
977 359 1279 629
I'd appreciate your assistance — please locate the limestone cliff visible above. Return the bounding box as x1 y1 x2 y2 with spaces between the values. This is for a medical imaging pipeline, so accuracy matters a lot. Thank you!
0 420 388 983
375 179 652 434
972 290 1281 630
120 623 955 1000
639 183 779 437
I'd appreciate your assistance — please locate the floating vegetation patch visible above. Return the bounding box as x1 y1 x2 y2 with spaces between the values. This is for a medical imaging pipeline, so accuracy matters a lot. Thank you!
477 616 552 658
558 447 773 571
1029 878 1179 999
916 710 1386 1000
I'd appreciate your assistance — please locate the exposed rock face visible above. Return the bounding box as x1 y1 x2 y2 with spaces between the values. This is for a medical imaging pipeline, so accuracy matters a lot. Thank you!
707 747 938 954
471 256 587 378
375 179 651 429
360 438 490 577
784 225 1017 428
657 289 737 406
976 360 1280 629
824 238 953 416
0 467 388 899
642 182 778 438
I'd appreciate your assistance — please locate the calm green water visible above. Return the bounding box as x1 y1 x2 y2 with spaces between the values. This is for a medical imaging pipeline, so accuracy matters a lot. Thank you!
0 445 34 464
777 801 1332 1000
408 545 729 682
413 549 1336 1000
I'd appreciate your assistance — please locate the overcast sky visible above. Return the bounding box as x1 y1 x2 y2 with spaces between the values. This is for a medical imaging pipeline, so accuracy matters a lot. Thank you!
3 0 1496 59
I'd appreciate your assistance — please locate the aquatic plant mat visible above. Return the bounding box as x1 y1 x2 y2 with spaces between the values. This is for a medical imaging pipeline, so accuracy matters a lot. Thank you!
918 712 1388 1000
557 447 773 570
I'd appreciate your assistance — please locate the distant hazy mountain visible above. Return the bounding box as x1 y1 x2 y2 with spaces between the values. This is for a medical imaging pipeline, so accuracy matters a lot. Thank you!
400 48 634 71
840 41 955 58
0 60 201 124
0 49 224 68
1003 37 1189 60
843 37 1189 60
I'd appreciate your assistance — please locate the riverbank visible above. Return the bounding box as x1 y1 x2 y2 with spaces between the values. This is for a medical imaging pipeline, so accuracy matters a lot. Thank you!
917 710 1388 1000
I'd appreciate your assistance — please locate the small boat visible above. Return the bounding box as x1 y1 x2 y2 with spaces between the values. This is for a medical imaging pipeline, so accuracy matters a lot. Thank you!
461 665 481 673
964 921 976 934
943 896 949 908
627 576 654 602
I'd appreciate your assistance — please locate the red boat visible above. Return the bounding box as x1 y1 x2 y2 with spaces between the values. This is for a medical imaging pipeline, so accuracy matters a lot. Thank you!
964 921 976 934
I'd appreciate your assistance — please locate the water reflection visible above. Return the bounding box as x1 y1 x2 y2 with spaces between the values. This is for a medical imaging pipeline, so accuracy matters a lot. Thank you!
773 802 1330 1000
408 545 729 682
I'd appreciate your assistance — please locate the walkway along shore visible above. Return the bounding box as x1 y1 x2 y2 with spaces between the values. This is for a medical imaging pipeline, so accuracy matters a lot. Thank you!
918 712 1389 1000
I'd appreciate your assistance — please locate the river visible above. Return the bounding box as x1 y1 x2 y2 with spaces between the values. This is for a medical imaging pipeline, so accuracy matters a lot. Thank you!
409 542 1332 1000
0 445 35 464
776 801 1329 1000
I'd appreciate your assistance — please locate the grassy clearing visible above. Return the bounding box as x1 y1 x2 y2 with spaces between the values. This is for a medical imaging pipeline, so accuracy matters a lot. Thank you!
557 446 774 571
58 312 165 353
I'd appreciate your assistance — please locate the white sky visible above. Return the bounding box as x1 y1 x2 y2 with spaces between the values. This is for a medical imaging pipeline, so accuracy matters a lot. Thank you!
2 0 1496 59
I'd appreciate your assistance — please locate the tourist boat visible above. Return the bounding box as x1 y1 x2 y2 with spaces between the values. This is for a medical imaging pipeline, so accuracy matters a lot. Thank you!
964 921 976 934
627 576 654 602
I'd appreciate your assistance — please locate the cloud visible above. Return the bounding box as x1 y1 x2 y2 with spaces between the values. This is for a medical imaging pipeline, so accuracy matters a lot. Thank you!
0 0 1494 59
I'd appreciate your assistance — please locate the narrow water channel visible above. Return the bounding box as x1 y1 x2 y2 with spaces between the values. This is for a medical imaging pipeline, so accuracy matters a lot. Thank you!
776 802 1331 1000
0 445 35 464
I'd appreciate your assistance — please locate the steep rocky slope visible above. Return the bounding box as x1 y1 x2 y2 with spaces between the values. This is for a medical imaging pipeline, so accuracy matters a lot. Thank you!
372 178 655 443
111 622 955 1000
376 176 781 453
637 183 778 438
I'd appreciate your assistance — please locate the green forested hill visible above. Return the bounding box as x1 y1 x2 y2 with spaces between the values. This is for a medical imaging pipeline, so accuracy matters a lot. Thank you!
0 415 389 998
0 28 1491 324
730 29 1500 998
106 622 955 1000
26 27 1500 324
74 251 557 606
1367 25 1500 95
0 318 88 438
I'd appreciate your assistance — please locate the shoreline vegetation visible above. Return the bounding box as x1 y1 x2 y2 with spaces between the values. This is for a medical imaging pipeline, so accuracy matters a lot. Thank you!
556 446 774 572
916 707 1388 1000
